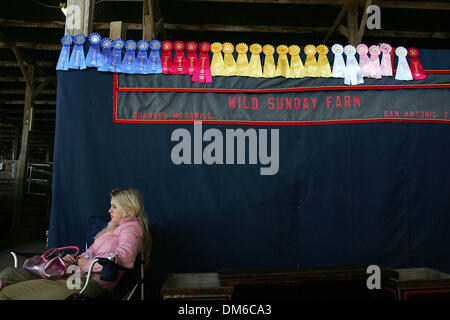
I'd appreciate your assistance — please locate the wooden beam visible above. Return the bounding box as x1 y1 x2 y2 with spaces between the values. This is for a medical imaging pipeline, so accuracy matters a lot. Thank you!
0 100 56 105
143 0 155 41
0 30 32 87
10 65 35 246
358 0 372 43
0 61 55 68
322 3 350 44
0 76 53 82
109 21 127 40
176 0 450 10
0 42 60 51
64 0 95 36
164 23 328 34
347 0 359 46
0 89 56 95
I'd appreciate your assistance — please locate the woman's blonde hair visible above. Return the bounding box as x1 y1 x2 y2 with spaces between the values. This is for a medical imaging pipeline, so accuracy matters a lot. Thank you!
95 187 151 267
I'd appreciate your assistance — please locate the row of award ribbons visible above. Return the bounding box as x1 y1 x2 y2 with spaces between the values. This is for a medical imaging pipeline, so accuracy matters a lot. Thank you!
56 33 427 85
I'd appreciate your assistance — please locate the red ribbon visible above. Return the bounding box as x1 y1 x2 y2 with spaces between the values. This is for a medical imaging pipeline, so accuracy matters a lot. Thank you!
185 41 198 75
173 41 188 74
192 42 212 83
160 40 173 74
408 47 427 80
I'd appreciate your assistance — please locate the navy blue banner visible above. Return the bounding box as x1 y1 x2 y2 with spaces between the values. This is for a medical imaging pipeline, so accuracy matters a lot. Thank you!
51 69 450 299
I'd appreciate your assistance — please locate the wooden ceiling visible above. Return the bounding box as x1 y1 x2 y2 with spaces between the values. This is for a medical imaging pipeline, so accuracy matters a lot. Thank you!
1 0 449 162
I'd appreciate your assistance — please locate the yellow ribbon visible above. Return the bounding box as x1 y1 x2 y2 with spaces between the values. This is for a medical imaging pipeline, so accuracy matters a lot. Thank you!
317 44 332 78
222 42 236 76
262 44 275 78
304 44 319 77
288 45 305 78
210 42 224 76
275 45 290 78
235 43 249 77
248 43 263 78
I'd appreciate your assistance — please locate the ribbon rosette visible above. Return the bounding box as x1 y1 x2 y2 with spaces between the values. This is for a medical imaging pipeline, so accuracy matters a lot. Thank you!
85 33 102 68
356 44 370 78
160 41 173 74
56 35 72 71
99 39 124 73
173 41 188 74
304 45 319 77
344 45 364 85
262 45 276 78
394 46 413 81
248 43 263 78
68 34 87 70
368 45 382 79
134 40 150 74
98 38 113 69
408 47 427 80
235 43 249 77
288 45 305 78
331 44 346 78
210 42 224 76
192 42 212 83
122 40 137 74
379 43 393 76
275 45 290 78
185 42 198 75
222 42 236 76
149 40 162 74
317 44 332 78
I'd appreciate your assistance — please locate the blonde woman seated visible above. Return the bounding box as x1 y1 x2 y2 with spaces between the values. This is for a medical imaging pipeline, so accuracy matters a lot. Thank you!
0 187 151 300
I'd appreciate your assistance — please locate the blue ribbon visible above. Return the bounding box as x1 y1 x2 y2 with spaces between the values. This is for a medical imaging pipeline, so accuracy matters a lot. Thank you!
134 40 150 74
122 40 137 74
148 40 162 74
99 39 124 73
56 35 72 71
85 33 102 68
98 38 113 70
68 34 87 70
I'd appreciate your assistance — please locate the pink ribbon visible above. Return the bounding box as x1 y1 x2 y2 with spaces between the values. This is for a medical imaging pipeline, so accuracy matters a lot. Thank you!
368 45 382 79
185 41 198 75
173 41 188 74
356 44 371 78
408 47 427 80
192 42 212 83
160 40 173 74
379 43 393 77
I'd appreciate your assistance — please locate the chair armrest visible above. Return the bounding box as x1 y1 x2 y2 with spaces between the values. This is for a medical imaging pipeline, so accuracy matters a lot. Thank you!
1 250 41 268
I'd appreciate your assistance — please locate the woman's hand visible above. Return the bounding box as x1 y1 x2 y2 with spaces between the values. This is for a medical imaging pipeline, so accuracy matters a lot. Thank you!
77 257 89 269
63 254 77 264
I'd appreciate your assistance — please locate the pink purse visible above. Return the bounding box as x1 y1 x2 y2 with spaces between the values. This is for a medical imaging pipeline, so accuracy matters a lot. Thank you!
22 246 79 279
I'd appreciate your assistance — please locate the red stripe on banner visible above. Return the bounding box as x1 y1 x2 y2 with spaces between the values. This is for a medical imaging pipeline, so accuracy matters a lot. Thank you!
403 288 450 300
117 84 450 94
113 118 450 126
113 72 118 121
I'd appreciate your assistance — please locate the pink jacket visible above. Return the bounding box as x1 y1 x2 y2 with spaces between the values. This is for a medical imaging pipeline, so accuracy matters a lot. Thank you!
79 217 143 292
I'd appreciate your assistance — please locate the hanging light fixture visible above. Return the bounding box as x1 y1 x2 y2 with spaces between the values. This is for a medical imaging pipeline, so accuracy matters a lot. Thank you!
59 2 67 16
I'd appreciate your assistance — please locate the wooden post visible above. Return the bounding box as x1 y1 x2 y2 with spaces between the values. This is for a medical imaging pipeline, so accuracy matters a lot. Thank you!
12 127 19 161
109 21 128 40
322 3 350 44
358 0 373 43
347 0 359 46
10 65 35 245
64 0 95 36
143 0 155 41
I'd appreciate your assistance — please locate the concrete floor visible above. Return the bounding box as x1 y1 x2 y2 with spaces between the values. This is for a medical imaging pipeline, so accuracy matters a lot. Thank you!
0 239 47 271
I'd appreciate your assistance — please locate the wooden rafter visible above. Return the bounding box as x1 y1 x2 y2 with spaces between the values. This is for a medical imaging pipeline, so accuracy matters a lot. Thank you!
176 0 450 10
